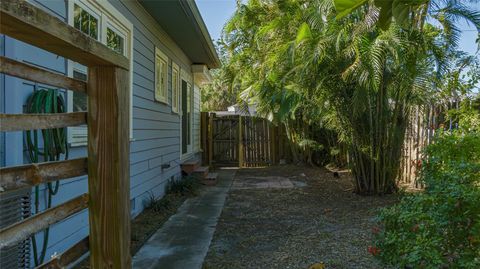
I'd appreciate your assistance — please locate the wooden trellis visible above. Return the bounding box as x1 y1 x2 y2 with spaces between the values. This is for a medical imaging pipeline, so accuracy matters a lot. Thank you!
0 0 131 268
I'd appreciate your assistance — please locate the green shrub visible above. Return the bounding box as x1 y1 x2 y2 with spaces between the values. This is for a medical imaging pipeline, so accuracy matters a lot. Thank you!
143 176 200 212
143 192 172 213
166 175 200 196
373 131 480 268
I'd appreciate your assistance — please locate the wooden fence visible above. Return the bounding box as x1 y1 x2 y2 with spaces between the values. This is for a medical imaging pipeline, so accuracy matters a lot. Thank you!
399 103 456 186
202 104 451 184
201 113 290 167
0 0 131 268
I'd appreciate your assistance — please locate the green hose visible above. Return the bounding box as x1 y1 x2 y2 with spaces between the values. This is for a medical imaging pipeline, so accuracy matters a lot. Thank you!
25 88 69 266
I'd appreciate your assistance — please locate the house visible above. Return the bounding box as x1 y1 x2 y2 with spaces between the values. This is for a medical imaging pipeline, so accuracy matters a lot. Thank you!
211 104 258 117
0 0 219 267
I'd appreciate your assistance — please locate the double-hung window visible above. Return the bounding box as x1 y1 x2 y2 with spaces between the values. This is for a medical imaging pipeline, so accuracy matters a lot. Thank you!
172 63 180 113
67 0 133 146
155 48 168 104
181 70 193 157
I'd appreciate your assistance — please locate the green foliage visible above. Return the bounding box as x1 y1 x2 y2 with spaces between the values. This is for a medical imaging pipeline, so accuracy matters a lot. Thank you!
143 175 200 212
334 0 367 18
144 192 172 213
215 0 480 194
334 0 437 29
448 97 480 132
201 41 239 111
295 22 312 44
374 131 480 268
165 175 200 196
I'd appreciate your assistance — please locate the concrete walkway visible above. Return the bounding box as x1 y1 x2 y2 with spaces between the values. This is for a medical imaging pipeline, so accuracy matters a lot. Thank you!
132 169 236 269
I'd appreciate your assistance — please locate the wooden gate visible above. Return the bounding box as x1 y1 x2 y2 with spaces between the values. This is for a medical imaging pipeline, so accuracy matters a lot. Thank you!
241 116 275 167
211 115 240 165
201 113 286 167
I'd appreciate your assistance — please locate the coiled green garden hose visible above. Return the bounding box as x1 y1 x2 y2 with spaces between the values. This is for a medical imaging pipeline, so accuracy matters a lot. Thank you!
25 88 69 266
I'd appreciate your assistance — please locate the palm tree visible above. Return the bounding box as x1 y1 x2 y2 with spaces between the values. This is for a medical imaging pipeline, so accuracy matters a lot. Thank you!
221 0 480 194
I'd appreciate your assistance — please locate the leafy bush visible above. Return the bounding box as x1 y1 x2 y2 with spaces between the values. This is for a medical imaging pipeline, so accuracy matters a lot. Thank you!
143 176 200 212
373 131 480 268
144 192 172 213
165 175 200 196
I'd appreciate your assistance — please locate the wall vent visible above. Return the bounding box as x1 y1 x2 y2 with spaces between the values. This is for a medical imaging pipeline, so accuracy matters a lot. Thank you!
0 189 31 269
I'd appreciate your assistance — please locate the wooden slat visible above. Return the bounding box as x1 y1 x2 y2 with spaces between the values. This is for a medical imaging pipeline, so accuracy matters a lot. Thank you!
0 194 88 249
201 112 208 164
0 112 87 132
36 236 89 269
0 0 129 70
238 116 244 168
0 56 86 93
87 66 131 268
0 158 88 192
208 113 214 166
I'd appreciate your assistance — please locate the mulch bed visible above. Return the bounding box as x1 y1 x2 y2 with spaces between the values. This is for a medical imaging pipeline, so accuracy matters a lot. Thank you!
74 192 190 268
203 165 397 269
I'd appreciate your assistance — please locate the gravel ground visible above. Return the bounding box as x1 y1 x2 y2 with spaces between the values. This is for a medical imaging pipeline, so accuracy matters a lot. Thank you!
203 165 397 269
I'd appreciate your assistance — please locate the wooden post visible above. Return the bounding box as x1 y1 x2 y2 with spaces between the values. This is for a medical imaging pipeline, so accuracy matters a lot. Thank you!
200 112 208 164
271 125 276 165
208 113 214 167
238 116 244 168
87 66 131 269
278 125 284 162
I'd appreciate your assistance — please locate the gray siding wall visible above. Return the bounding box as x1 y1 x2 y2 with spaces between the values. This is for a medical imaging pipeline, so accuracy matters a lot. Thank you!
0 0 203 266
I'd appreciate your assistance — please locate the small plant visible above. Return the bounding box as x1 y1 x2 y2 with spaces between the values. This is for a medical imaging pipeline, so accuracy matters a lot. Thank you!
143 191 172 213
166 175 200 196
373 131 480 268
142 176 200 214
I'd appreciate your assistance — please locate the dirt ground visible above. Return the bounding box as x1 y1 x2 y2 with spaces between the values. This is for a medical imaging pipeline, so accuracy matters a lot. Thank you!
203 165 397 269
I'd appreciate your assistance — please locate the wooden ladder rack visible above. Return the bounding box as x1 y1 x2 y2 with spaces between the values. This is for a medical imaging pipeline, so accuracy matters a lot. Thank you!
0 0 131 268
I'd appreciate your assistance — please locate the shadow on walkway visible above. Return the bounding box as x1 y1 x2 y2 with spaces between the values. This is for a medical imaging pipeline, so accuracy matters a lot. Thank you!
132 168 236 269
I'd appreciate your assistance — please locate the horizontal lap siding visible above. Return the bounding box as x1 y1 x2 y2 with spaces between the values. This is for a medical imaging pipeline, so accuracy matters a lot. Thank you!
0 0 195 266
1 1 85 266
111 0 189 219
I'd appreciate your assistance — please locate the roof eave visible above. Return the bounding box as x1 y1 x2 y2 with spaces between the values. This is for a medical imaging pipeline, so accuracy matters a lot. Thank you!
182 0 220 69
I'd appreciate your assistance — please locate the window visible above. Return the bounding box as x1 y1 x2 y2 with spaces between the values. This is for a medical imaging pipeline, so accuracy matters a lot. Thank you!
67 0 133 145
172 63 180 113
107 26 125 55
187 82 192 146
73 3 99 40
181 70 193 157
155 48 168 104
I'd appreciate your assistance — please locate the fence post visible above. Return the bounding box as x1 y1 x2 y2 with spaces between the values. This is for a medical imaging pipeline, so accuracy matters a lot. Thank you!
201 112 208 164
238 116 244 168
208 113 215 167
270 124 276 164
87 66 131 269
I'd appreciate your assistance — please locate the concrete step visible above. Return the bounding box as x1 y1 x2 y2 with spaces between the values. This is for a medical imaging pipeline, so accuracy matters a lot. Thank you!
193 166 209 178
181 160 200 175
202 173 218 186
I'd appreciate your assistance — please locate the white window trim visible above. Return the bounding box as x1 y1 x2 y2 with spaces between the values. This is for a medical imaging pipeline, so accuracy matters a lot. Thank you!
180 69 194 160
67 0 134 146
172 62 180 114
154 47 169 104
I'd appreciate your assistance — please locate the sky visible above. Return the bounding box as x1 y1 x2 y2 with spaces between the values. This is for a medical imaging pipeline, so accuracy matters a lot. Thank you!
196 0 479 56
196 0 237 42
